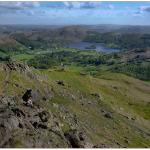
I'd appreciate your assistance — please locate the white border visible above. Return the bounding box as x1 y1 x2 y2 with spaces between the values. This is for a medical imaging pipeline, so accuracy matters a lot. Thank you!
0 148 148 150
0 0 150 1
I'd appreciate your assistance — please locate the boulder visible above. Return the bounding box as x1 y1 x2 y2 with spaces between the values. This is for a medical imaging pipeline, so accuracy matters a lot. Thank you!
38 111 49 122
31 89 42 101
64 129 93 148
5 116 19 130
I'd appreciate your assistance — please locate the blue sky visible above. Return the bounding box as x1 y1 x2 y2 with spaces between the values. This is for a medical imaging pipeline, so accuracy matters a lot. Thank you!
0 1 150 25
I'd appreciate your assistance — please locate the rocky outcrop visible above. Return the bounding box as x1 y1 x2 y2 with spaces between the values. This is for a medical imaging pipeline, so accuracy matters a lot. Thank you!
0 95 65 148
64 129 93 148
6 61 30 72
3 61 38 80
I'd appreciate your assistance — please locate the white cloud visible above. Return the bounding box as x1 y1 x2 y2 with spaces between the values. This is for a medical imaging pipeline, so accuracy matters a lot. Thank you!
108 4 114 10
63 2 101 9
140 6 150 12
0 2 41 16
132 12 143 17
0 2 40 10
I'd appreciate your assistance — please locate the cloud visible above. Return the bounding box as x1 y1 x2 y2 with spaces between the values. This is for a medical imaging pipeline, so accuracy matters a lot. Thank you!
132 5 150 17
0 2 41 15
132 12 143 17
108 4 114 10
0 2 40 10
140 6 150 12
63 2 100 9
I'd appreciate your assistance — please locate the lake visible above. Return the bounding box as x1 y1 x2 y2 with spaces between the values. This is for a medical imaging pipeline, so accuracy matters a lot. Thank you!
68 42 119 53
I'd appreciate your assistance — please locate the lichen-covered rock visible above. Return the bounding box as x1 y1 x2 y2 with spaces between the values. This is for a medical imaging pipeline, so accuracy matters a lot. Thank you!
0 115 19 131
0 96 15 106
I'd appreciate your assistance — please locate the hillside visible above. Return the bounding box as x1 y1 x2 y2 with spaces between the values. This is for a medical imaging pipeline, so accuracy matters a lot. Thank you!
0 25 150 148
0 61 150 148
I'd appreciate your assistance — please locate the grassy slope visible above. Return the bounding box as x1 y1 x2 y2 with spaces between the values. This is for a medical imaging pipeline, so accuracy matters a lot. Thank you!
0 63 150 147
12 53 35 61
41 67 150 147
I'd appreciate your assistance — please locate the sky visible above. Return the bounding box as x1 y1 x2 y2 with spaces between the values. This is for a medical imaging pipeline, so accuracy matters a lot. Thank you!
0 1 150 25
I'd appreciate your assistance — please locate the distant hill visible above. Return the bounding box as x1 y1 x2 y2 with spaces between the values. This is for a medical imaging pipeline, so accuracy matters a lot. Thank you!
84 24 150 34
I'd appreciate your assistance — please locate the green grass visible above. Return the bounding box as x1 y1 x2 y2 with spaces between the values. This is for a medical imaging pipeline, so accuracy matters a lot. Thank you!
41 67 150 121
12 53 35 61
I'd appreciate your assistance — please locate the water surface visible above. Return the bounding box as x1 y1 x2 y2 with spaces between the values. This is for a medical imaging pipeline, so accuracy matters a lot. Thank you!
68 42 119 53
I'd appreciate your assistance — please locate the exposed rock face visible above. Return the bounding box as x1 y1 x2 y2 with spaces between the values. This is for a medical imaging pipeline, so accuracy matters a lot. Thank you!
0 96 65 148
4 61 38 80
0 62 59 147
0 96 15 106
64 129 93 148
6 61 29 72
4 116 20 130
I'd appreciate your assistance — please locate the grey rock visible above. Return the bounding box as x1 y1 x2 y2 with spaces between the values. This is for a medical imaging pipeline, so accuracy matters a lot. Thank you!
0 96 15 106
64 129 93 148
38 111 49 122
6 116 19 130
